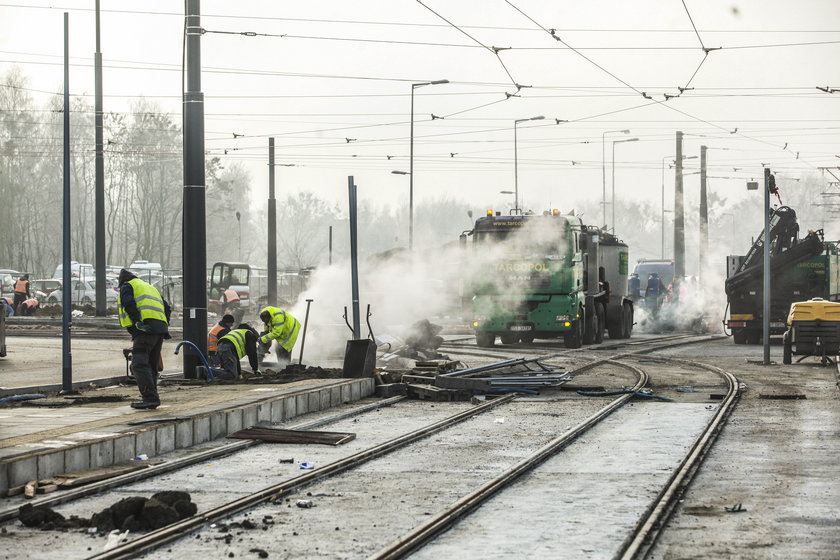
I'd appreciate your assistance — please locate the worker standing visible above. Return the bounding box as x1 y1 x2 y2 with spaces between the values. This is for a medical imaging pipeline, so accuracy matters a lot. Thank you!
259 306 300 365
13 274 30 314
208 314 235 367
216 324 261 380
117 269 171 410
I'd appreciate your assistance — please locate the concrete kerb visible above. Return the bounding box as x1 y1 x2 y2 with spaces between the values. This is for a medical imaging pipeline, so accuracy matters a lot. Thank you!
0 377 374 495
0 376 129 397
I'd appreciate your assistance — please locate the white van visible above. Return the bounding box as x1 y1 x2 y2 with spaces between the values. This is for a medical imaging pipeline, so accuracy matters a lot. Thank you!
129 260 163 282
53 261 94 281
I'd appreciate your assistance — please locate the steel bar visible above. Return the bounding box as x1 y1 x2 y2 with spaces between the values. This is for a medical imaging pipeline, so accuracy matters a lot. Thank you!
88 394 518 560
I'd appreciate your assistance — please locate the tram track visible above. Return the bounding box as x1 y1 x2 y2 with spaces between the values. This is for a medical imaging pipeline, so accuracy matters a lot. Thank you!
2 334 731 560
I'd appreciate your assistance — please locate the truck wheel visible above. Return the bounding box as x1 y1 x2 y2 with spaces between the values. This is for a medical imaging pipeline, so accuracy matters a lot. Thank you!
607 305 622 339
519 334 535 344
733 330 747 345
476 332 496 348
500 333 518 345
747 330 762 345
782 331 792 364
594 304 605 344
564 317 583 349
583 308 597 345
621 303 634 339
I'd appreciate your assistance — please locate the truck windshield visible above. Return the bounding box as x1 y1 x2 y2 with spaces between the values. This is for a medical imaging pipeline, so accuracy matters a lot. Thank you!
475 220 569 261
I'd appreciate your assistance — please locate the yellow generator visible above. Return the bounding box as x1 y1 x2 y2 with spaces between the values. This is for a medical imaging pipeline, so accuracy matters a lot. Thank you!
782 298 840 365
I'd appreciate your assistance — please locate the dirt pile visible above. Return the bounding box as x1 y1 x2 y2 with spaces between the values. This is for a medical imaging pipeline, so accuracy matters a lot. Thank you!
19 491 197 533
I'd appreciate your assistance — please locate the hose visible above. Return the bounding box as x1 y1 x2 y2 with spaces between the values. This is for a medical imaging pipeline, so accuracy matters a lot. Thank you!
174 340 215 381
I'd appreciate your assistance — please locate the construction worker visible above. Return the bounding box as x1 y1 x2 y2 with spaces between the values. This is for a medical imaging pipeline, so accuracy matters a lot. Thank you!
216 323 261 380
259 306 300 365
117 269 171 410
1 297 13 317
208 314 235 367
221 288 243 323
13 274 30 314
18 297 39 316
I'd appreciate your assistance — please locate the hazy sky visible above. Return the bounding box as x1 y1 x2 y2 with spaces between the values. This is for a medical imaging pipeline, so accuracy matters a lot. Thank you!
2 0 840 223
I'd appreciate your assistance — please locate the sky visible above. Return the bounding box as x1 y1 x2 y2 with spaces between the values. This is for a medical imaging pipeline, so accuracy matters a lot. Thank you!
2 0 840 227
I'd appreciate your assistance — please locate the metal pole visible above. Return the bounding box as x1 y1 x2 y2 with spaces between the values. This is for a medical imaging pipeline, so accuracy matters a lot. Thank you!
94 0 106 316
611 141 616 231
348 177 361 339
602 131 606 227
763 168 771 365
61 12 73 393
699 146 708 285
297 298 313 364
328 225 333 266
267 138 277 306
661 157 666 259
409 86 415 251
181 0 207 379
674 131 685 295
514 121 519 213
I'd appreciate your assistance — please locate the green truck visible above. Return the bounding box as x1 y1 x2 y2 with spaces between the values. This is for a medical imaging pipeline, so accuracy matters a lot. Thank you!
464 210 633 348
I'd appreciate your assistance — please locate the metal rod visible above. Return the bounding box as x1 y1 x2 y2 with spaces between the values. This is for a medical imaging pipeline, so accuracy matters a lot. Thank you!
61 12 72 394
267 138 277 306
763 168 771 365
94 0 106 317
297 299 313 365
348 177 361 339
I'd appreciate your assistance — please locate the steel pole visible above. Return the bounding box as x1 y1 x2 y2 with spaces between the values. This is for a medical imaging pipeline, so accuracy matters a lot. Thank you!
181 0 207 378
297 299 314 364
267 138 277 306
611 141 616 231
602 131 606 227
514 122 519 213
763 168 771 365
61 12 73 393
661 158 666 259
674 131 685 294
94 0 106 316
699 146 708 285
348 177 361 339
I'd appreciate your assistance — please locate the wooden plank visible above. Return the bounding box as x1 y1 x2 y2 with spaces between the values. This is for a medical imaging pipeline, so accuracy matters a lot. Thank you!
36 484 59 495
24 480 37 498
227 427 356 446
54 462 153 488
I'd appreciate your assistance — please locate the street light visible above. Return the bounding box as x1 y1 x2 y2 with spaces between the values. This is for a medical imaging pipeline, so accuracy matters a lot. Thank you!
409 79 449 251
611 137 639 231
500 190 515 210
514 115 545 213
661 155 698 258
602 129 629 226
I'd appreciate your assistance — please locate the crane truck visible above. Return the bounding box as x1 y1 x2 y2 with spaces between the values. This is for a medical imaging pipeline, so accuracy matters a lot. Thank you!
463 210 633 348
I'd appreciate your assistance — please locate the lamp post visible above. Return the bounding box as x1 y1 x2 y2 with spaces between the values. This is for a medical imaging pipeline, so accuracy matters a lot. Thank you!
611 137 639 231
514 115 545 213
410 79 448 251
391 170 410 245
661 154 698 258
500 190 515 211
602 129 629 226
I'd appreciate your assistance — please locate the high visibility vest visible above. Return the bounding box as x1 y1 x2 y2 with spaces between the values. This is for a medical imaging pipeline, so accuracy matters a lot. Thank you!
118 278 168 327
14 279 28 294
223 289 239 303
259 305 300 352
220 329 248 359
208 323 226 352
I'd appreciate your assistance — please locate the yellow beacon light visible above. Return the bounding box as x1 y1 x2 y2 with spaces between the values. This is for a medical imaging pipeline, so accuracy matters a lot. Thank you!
486 209 493 216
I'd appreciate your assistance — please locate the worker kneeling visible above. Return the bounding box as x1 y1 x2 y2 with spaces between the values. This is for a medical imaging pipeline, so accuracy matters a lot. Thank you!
216 323 262 380
259 306 300 366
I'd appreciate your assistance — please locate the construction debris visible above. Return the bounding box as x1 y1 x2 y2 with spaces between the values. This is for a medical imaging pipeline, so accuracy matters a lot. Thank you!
227 427 356 446
6 461 158 498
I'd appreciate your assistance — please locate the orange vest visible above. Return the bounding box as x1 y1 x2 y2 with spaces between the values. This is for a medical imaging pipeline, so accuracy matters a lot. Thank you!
14 279 28 294
208 323 226 353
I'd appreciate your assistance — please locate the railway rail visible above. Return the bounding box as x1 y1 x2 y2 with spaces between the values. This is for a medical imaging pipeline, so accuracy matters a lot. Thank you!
1 334 736 560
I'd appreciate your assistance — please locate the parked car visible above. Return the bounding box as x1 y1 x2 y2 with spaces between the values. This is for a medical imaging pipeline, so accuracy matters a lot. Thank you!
45 279 118 306
31 279 63 303
0 269 21 296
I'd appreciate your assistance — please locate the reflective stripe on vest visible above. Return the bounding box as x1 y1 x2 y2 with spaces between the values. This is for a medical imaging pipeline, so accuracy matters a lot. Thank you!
220 329 247 359
223 289 239 303
14 279 28 294
208 324 225 352
118 278 167 327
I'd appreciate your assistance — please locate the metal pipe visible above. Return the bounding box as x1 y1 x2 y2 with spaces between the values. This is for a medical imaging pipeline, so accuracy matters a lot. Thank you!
348 177 361 339
297 299 313 365
61 12 73 394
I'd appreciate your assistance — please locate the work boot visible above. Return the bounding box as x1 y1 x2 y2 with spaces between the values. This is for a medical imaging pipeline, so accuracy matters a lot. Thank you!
130 400 160 410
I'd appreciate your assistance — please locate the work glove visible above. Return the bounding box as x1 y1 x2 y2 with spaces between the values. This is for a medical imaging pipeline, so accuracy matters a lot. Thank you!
135 321 151 333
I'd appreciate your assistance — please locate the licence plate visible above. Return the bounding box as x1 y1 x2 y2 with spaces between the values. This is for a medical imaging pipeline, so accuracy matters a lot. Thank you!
770 322 786 328
509 325 532 332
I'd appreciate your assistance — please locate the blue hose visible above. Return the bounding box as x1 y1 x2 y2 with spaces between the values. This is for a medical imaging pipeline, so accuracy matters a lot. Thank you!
174 340 215 381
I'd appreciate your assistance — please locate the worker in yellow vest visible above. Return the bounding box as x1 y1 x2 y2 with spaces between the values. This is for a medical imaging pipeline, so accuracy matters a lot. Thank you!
259 306 300 365
117 269 171 410
216 324 261 380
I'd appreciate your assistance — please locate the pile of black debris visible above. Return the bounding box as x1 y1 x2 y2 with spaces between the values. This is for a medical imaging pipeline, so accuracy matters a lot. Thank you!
19 491 197 532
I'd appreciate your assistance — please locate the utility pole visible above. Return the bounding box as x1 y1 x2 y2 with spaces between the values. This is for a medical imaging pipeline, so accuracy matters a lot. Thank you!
94 0 106 316
181 0 207 379
61 12 73 393
673 131 685 296
763 168 772 365
267 138 277 306
348 177 360 339
699 145 708 285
